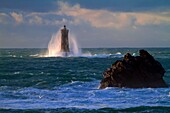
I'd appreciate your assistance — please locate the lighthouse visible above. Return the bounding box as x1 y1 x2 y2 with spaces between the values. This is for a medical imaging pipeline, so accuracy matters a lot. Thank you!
60 25 70 55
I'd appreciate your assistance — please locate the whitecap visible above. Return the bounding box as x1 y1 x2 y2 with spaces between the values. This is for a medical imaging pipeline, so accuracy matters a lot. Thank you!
29 73 34 75
168 92 170 97
132 53 136 56
30 54 39 57
14 72 20 74
116 52 122 55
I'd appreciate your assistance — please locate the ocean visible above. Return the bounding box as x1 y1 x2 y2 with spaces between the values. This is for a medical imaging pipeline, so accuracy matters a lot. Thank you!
0 48 170 112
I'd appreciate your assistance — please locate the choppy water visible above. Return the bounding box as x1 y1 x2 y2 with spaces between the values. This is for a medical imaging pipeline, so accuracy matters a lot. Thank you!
0 48 170 112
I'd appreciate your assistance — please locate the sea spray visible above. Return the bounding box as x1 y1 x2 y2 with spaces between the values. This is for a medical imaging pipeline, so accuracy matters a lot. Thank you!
48 31 61 57
47 30 82 57
69 34 82 56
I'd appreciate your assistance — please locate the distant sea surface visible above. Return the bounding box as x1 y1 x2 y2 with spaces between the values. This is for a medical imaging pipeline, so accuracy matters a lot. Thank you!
0 48 170 113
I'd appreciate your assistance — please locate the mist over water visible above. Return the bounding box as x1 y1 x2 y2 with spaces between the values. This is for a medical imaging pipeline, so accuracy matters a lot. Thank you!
47 30 83 57
46 30 123 58
48 31 61 57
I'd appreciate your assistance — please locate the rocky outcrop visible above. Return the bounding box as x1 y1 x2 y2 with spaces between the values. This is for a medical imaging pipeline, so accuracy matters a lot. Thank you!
99 50 168 89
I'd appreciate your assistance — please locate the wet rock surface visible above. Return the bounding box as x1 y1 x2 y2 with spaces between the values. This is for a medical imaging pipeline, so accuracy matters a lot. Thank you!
99 50 168 89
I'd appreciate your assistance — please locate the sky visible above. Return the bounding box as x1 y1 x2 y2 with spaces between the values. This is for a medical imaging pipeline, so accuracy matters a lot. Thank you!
0 0 170 48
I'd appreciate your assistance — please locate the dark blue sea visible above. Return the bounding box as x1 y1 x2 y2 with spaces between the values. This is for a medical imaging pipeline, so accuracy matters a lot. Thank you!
0 48 170 113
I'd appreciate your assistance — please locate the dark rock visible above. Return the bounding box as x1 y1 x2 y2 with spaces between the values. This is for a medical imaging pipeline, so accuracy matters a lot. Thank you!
99 49 168 89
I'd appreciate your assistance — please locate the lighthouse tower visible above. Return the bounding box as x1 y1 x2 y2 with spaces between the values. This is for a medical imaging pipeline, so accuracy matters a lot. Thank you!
60 25 70 55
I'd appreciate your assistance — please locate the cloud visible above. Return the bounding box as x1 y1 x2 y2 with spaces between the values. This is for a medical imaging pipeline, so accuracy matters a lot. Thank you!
133 13 170 25
28 15 42 24
57 2 170 29
27 15 69 25
0 13 8 16
0 13 9 24
10 12 23 23
1 2 170 28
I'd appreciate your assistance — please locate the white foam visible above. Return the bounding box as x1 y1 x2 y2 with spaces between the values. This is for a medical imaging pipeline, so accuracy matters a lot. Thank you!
47 30 82 57
30 54 39 57
14 72 20 74
30 52 124 58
